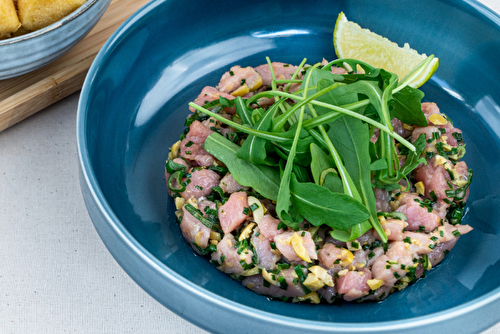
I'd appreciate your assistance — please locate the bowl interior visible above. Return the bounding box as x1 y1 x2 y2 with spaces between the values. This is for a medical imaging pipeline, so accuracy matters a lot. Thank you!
80 0 500 326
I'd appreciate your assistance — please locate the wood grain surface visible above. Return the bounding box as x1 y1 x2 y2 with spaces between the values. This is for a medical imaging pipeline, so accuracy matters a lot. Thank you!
0 0 150 133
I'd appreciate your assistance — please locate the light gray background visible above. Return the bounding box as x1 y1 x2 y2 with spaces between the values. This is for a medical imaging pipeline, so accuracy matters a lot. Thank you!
1 1 500 332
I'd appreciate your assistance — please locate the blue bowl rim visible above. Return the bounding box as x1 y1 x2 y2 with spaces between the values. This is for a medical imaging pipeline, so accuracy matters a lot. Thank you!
0 0 101 47
77 0 500 331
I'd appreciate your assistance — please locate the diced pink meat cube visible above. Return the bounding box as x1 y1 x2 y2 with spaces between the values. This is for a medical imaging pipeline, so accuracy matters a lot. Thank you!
189 86 236 113
403 221 473 255
337 269 372 301
395 193 441 232
251 231 281 270
211 234 253 275
375 188 391 213
257 214 282 241
318 243 344 269
180 205 211 251
377 219 407 241
218 65 262 94
218 191 250 234
185 120 213 145
254 62 300 86
371 241 415 289
219 173 244 194
179 138 214 167
181 168 220 200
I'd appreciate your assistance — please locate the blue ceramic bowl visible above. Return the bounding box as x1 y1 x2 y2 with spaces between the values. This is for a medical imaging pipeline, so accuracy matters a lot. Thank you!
77 0 500 333
0 0 111 80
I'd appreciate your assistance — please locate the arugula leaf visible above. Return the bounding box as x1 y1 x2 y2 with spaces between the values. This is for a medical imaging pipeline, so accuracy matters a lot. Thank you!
234 96 253 126
203 132 280 200
320 168 343 193
327 115 387 242
274 132 318 166
290 174 370 230
400 133 427 175
274 105 306 230
237 104 279 166
310 143 332 185
369 158 388 171
391 86 427 127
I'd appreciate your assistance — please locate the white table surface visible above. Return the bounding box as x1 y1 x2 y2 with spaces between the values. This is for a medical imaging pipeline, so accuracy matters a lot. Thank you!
2 1 500 333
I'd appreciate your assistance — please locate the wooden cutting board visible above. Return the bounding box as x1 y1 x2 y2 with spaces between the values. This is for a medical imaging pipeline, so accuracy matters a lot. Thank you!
0 0 150 133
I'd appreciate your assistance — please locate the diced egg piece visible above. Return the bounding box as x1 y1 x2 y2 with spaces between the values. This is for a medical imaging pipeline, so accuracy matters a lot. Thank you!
291 233 312 263
367 279 385 290
231 84 250 96
337 269 349 277
262 268 280 287
238 223 256 241
428 114 448 125
415 181 425 196
347 241 362 251
339 249 354 267
247 196 265 223
441 143 453 152
241 267 260 277
293 292 320 304
435 155 448 166
210 231 221 241
186 197 198 208
174 197 185 210
308 265 334 287
168 140 181 159
303 273 325 291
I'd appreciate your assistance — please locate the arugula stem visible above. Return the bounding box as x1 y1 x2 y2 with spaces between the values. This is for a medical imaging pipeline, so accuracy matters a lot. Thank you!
188 103 290 143
275 79 303 84
380 77 398 178
271 83 340 132
394 55 435 93
287 94 415 151
247 87 416 152
265 57 287 115
302 99 370 129
283 58 307 94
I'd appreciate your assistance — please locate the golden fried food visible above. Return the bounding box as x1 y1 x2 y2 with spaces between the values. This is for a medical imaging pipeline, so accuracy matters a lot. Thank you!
17 0 86 31
0 0 21 39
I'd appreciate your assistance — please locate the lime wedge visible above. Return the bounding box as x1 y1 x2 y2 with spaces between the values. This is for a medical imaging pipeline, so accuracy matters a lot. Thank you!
334 12 438 88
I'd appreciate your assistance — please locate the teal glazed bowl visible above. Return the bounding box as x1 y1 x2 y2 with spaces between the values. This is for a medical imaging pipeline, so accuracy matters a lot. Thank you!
77 0 500 333
0 0 111 80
